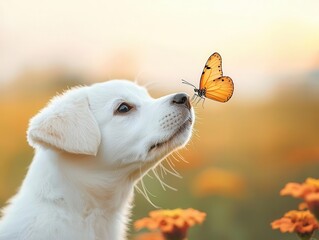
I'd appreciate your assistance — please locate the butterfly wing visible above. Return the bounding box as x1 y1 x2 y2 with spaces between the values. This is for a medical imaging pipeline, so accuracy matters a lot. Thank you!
204 76 234 102
199 52 223 90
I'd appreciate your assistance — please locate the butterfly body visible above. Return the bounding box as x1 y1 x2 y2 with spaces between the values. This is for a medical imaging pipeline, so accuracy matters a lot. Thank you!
182 52 234 104
194 88 206 98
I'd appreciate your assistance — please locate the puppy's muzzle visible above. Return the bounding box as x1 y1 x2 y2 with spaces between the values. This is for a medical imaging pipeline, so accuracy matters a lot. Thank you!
171 93 191 110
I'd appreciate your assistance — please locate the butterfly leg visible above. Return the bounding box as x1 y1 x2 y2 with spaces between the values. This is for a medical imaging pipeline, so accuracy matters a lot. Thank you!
191 94 199 103
201 97 206 108
195 96 202 105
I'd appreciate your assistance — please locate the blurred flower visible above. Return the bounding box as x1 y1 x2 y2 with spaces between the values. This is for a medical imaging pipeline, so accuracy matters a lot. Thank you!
305 193 319 220
133 231 164 240
191 167 246 198
280 182 315 198
271 210 319 240
281 178 319 198
281 178 319 220
134 208 206 240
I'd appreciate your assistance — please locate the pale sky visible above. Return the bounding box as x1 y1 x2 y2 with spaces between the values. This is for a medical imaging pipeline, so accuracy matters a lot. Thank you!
1 0 319 98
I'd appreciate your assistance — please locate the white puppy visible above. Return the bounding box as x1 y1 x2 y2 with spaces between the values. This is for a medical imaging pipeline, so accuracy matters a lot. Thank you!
0 80 194 240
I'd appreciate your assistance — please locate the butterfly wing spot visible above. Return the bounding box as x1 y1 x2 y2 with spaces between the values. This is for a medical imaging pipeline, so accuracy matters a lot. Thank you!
206 66 211 69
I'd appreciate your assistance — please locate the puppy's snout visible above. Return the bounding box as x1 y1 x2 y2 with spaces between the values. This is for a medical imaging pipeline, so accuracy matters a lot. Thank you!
172 93 191 110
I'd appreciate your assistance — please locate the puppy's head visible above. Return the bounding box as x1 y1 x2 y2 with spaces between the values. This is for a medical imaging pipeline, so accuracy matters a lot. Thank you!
28 80 194 178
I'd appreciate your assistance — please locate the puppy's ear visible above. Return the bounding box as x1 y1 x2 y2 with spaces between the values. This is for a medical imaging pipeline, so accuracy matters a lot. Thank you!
27 87 101 155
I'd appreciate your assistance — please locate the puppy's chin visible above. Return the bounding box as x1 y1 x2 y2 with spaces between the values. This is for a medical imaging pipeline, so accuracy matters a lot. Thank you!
146 118 193 163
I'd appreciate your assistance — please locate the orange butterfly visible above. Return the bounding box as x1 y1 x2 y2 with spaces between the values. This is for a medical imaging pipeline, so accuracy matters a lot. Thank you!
182 52 234 104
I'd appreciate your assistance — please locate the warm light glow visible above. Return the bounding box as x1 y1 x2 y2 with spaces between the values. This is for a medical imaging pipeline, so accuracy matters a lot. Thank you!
1 0 319 99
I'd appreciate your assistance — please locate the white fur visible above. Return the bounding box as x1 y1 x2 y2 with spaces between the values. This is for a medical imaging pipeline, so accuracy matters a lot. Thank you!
0 80 194 240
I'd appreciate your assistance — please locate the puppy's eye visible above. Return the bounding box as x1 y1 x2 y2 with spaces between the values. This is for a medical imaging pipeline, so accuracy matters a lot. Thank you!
116 103 132 113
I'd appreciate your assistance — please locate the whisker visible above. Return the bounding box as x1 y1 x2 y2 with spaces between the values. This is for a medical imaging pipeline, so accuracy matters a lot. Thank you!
146 172 154 179
134 185 159 208
135 164 159 208
170 154 180 162
152 168 166 191
174 151 188 164
159 162 166 178
167 157 176 167
143 182 157 198
162 162 171 176
162 160 182 179
153 167 178 191
140 171 156 198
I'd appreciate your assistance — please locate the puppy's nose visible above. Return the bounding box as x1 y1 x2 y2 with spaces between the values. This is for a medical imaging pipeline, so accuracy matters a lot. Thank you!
172 93 191 110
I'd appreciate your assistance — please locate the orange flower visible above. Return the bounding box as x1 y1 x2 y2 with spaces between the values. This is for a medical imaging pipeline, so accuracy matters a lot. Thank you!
280 178 319 199
280 178 319 220
134 208 206 240
133 231 164 240
305 193 319 220
271 210 319 239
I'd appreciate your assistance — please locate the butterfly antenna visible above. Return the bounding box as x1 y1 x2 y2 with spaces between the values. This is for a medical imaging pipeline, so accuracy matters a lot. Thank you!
181 79 196 88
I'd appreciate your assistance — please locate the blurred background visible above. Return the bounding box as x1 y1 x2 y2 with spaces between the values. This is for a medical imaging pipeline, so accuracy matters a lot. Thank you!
1 0 319 239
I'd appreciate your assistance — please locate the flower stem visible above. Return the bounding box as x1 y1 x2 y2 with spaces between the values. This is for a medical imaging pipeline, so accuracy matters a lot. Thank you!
162 231 187 240
298 232 314 240
163 237 187 240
